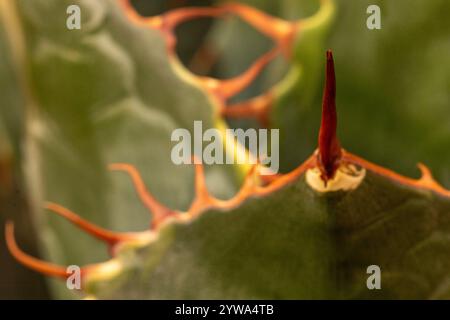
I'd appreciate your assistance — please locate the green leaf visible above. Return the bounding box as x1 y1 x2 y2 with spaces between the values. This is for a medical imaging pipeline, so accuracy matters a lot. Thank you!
5 0 239 298
84 165 450 299
0 10 24 159
3 0 450 301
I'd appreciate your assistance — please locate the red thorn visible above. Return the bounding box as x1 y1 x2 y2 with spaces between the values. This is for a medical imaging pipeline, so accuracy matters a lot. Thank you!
5 221 69 279
109 163 175 229
45 202 134 246
318 50 342 181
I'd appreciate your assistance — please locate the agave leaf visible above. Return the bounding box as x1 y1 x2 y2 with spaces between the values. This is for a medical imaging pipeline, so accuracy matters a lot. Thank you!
4 0 449 300
7 46 450 300
79 155 450 299
0 11 24 158
0 9 51 299
77 48 450 299
4 0 243 298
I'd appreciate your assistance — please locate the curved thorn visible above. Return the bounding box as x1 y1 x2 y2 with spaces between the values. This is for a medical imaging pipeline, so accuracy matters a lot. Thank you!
417 163 433 179
318 50 342 182
221 91 273 127
188 159 216 216
119 2 229 53
342 152 450 198
119 2 280 97
186 163 261 217
5 221 69 279
221 2 296 56
193 157 212 201
210 163 258 210
184 155 318 218
417 163 442 189
45 202 134 245
109 163 175 228
202 48 279 100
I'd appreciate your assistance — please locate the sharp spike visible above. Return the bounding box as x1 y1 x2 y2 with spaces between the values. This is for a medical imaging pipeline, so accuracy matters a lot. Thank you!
318 50 342 182
417 163 442 189
45 202 134 246
109 163 175 228
5 221 69 279
417 163 433 179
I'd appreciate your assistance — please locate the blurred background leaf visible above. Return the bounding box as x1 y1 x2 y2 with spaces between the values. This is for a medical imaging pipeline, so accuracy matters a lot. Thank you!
0 11 49 298
2 0 238 299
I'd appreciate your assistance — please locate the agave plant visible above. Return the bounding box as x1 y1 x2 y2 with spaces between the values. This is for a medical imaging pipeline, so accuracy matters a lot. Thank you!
1 0 449 299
